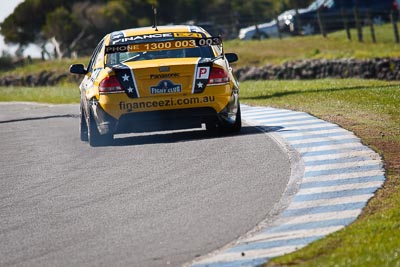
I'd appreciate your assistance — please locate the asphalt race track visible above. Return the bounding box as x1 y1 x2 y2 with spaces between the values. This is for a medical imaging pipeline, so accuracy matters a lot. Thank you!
0 103 292 267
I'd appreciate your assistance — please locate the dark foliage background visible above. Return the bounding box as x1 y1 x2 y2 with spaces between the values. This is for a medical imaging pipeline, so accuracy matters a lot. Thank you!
0 0 313 58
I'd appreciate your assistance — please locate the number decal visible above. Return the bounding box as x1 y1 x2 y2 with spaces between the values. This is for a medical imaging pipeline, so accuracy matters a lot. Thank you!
195 37 222 46
105 37 221 54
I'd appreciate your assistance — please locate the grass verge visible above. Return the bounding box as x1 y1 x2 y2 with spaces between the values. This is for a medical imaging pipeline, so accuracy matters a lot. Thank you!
224 23 400 66
239 79 400 266
0 57 89 77
0 84 80 104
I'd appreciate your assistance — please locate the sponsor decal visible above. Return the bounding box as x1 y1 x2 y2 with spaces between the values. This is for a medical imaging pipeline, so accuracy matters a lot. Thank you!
87 68 101 88
196 67 210 79
105 33 221 54
105 44 140 54
112 32 204 45
195 37 222 46
193 62 212 94
105 40 197 54
150 80 182 94
110 31 125 43
173 32 203 38
114 67 139 98
150 73 179 79
159 66 170 72
118 96 215 112
112 33 174 45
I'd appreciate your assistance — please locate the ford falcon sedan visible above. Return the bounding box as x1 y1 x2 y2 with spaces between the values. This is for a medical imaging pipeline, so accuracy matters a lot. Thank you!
70 25 241 146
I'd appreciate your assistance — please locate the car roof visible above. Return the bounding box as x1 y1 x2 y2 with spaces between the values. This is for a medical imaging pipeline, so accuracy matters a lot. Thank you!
109 25 210 38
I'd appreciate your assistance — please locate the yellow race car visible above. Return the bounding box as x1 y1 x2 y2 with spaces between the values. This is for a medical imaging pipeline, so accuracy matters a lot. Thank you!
70 25 241 146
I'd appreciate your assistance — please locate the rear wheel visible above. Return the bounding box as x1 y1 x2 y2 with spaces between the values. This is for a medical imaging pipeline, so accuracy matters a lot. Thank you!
80 105 88 142
219 104 242 134
87 110 113 147
205 120 218 135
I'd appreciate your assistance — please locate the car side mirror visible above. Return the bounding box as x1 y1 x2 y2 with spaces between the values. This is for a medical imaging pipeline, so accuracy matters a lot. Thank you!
225 53 238 63
70 64 88 75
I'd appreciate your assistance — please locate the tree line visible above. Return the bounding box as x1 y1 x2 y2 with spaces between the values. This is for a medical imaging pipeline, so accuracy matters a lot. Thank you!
0 0 313 59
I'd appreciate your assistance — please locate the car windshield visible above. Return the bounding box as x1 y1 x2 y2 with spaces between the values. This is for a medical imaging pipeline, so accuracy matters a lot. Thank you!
107 46 215 65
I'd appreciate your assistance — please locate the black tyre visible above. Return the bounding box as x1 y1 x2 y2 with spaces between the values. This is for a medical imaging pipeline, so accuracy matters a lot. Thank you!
205 121 219 137
80 105 88 142
219 104 242 134
205 120 218 133
87 110 113 147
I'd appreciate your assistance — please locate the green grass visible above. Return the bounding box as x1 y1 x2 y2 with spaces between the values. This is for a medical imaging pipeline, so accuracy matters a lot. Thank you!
241 79 400 121
224 23 400 66
0 84 80 104
0 57 89 77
